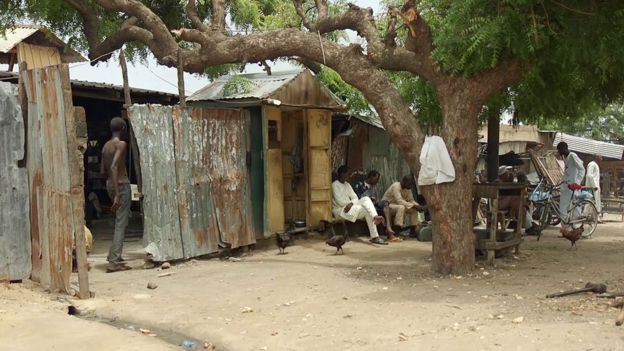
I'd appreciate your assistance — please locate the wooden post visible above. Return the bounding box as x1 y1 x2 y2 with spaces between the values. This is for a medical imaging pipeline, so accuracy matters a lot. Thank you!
119 51 132 108
118 51 143 220
487 111 500 183
177 49 186 108
72 107 90 299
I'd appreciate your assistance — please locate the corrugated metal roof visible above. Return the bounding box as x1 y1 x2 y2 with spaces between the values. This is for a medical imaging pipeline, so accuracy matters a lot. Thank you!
352 113 384 129
188 69 303 101
0 71 177 98
70 78 178 98
0 24 86 63
554 132 624 160
0 25 39 53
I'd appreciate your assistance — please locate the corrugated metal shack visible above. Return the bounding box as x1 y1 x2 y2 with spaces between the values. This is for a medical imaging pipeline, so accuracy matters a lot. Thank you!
331 113 412 200
188 69 343 235
141 69 341 247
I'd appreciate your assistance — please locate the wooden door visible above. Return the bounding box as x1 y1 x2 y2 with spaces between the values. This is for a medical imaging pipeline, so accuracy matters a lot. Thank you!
264 106 285 233
306 109 332 225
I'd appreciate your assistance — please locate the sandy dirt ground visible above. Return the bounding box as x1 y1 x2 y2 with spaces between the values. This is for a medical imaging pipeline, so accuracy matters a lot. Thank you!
2 215 624 351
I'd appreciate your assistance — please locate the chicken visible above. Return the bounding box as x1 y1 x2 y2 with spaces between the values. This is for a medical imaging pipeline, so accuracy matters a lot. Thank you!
560 226 583 249
326 235 347 255
276 223 295 254
276 232 292 254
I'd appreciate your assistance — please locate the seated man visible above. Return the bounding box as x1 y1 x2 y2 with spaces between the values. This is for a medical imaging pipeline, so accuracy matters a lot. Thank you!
382 176 424 231
332 166 387 245
352 170 400 242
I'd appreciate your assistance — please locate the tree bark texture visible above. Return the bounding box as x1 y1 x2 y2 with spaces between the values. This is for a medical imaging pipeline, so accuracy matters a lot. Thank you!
420 89 481 274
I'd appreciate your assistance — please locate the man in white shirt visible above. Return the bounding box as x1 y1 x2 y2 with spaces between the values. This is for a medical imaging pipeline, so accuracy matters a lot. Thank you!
332 166 387 245
557 142 586 230
585 154 602 214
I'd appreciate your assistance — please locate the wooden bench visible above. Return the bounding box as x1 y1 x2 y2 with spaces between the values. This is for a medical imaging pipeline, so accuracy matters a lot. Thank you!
473 182 526 265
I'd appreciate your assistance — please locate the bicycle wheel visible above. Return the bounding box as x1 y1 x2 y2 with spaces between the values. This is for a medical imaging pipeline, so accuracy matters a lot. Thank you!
578 200 599 238
532 204 551 234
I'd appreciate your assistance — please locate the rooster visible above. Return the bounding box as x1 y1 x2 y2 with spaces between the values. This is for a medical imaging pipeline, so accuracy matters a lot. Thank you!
326 234 347 255
560 226 583 249
276 223 295 254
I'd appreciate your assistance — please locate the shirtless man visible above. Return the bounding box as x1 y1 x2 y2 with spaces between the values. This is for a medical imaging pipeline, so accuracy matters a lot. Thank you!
101 117 131 272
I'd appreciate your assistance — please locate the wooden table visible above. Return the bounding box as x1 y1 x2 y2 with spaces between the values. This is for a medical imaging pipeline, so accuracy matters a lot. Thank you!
473 182 526 265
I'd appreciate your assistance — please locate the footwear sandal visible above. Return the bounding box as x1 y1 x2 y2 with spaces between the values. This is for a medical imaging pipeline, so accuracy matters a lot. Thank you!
388 236 403 242
106 264 131 273
370 238 388 245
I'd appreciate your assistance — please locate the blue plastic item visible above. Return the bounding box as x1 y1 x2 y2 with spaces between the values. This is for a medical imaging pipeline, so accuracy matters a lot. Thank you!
530 191 551 202
575 190 594 200
181 340 197 350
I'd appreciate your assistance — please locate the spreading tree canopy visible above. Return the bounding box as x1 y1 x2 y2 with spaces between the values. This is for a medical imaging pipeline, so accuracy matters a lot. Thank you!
4 0 624 273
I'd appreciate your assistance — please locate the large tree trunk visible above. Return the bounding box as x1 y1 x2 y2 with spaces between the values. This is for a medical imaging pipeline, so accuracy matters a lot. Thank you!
420 90 480 274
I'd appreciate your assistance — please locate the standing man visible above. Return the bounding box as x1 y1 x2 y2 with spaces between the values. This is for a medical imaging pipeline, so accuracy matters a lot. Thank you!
586 154 602 216
557 142 586 233
382 176 425 231
332 166 388 245
352 170 400 242
101 117 132 273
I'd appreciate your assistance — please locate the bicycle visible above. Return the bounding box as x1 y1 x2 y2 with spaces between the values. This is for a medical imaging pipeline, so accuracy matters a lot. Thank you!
529 179 599 240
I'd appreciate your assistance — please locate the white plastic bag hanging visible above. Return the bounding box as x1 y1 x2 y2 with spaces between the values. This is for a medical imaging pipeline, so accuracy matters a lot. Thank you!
417 135 456 186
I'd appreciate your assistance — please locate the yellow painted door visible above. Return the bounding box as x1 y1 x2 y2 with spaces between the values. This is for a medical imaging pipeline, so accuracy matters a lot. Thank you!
306 109 332 225
264 106 285 233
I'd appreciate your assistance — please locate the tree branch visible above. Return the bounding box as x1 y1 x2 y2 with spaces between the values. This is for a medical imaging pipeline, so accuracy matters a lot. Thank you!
94 0 179 54
397 0 445 87
549 0 594 16
315 0 328 20
186 0 209 32
64 0 101 51
211 0 226 32
471 61 524 105
293 0 313 29
385 8 398 48
90 20 152 63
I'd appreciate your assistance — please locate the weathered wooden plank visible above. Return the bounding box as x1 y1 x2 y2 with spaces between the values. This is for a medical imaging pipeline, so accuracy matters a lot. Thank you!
128 105 184 261
0 82 31 281
22 65 75 293
306 109 332 225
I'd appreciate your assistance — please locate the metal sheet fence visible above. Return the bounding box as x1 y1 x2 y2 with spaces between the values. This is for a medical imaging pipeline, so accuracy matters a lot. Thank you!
129 105 255 261
0 82 31 281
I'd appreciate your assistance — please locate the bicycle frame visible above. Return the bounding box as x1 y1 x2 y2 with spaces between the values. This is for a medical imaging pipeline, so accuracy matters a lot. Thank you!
531 179 594 226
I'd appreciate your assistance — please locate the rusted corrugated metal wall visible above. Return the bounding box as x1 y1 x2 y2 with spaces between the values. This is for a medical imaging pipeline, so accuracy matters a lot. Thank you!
197 108 254 249
0 82 31 281
22 65 81 293
129 105 255 261
128 105 184 261
172 108 219 257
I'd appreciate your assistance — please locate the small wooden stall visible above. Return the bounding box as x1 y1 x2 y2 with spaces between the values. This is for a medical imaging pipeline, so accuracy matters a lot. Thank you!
474 115 526 264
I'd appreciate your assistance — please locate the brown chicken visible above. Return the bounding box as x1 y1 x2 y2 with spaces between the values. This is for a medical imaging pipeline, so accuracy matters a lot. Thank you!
326 235 347 255
560 226 583 249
